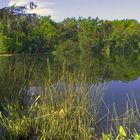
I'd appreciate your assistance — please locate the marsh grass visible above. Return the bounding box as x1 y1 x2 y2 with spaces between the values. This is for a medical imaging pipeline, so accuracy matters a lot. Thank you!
0 58 104 140
101 97 140 139
1 56 140 140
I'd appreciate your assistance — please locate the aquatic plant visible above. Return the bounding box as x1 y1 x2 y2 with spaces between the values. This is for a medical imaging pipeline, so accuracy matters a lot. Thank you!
0 57 140 139
0 64 103 140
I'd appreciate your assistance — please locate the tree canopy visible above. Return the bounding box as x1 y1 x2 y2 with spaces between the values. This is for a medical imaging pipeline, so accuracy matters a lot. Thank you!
0 4 140 56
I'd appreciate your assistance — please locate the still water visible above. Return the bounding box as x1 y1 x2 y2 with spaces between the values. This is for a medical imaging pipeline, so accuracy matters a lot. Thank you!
104 78 140 113
0 53 140 116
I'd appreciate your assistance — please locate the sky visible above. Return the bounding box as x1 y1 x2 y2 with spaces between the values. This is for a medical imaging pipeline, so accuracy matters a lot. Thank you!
0 0 140 22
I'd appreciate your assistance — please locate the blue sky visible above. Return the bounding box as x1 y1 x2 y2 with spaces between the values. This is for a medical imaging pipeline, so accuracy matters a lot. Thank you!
0 0 140 22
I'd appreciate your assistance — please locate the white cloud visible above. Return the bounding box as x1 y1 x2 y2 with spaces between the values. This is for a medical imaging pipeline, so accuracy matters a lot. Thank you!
8 0 20 6
27 8 54 16
8 0 55 7
8 0 56 19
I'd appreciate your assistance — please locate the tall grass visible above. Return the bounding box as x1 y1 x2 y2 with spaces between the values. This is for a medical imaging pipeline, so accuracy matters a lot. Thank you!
1 56 140 139
0 57 103 140
101 97 140 139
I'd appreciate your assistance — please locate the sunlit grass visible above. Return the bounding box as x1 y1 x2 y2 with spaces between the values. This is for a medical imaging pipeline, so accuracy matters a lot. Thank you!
0 57 140 139
0 60 103 140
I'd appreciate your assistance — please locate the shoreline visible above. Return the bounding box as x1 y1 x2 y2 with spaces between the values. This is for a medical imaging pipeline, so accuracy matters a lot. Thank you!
0 53 50 57
0 54 15 57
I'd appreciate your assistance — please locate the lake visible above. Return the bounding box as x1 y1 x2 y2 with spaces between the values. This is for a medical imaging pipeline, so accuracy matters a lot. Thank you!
0 53 140 132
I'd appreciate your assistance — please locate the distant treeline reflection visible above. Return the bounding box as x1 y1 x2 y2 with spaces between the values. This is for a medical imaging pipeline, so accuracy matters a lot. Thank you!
0 53 140 84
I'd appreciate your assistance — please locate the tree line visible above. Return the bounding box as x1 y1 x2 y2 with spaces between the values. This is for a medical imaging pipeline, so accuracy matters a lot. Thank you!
0 4 140 56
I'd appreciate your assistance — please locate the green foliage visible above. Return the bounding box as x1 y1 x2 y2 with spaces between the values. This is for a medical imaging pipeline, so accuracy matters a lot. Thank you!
102 126 126 140
60 18 78 41
0 56 140 139
102 133 113 140
132 131 140 140
78 36 97 52
0 66 103 140
0 22 6 53
0 105 31 140
102 45 110 57
102 126 140 140
0 34 5 53
1 4 140 55
55 39 79 55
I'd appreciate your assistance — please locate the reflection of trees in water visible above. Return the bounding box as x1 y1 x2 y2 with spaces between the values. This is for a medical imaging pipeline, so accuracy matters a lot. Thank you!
0 53 139 113
55 53 140 82
0 53 140 103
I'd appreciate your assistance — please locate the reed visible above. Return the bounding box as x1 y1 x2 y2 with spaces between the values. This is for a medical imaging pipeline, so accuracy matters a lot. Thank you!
0 60 103 140
0 57 140 140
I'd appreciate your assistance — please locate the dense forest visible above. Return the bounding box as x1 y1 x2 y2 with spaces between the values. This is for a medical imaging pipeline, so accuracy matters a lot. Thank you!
0 3 140 56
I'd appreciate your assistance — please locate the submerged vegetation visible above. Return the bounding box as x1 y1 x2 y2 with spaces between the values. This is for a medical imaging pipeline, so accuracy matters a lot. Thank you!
0 3 140 56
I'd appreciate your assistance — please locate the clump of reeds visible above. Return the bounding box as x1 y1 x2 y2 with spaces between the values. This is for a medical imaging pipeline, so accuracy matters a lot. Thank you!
1 57 140 140
0 61 103 140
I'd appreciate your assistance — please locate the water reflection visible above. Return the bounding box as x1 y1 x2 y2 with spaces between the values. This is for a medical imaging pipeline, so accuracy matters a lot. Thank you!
103 77 140 114
0 53 140 109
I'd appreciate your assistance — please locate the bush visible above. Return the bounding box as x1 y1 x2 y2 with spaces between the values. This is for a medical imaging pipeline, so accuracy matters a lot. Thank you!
55 40 79 55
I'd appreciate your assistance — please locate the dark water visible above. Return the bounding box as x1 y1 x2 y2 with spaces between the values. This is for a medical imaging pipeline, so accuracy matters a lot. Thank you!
0 53 140 117
104 78 140 113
